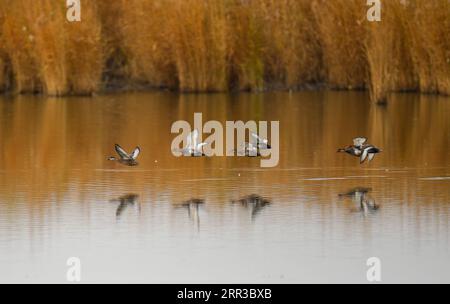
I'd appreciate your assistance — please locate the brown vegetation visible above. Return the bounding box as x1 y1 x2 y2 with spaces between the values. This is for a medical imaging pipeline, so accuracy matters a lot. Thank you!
0 0 449 102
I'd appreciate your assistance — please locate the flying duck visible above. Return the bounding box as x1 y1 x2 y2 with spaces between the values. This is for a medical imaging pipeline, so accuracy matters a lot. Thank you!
251 132 271 149
179 129 207 157
108 144 141 166
337 137 365 156
359 144 382 164
338 137 382 163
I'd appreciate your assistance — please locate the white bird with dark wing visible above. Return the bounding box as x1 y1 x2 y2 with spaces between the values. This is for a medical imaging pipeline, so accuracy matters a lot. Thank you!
251 132 271 149
337 137 382 163
359 143 382 164
180 129 207 157
108 144 141 166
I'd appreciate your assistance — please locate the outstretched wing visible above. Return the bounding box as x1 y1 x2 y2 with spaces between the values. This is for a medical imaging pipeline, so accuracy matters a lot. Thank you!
360 148 369 164
130 147 140 160
368 153 375 162
185 129 198 149
115 144 130 160
251 132 261 143
353 137 367 147
197 142 207 150
191 129 199 149
251 132 268 144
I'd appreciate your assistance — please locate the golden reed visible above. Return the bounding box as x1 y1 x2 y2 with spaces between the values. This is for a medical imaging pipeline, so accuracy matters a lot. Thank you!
0 0 448 102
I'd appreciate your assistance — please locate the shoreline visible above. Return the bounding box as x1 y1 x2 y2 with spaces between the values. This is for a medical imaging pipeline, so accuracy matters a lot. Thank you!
1 82 446 101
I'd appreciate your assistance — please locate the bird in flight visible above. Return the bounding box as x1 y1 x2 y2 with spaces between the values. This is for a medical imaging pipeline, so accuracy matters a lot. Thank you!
251 132 271 150
337 137 382 164
108 144 141 166
178 129 207 157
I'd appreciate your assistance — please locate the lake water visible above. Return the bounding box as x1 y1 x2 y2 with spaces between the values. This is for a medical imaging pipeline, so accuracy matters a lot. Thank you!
0 91 449 283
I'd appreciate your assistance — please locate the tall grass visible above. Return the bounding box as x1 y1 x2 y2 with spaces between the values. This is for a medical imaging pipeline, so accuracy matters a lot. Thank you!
0 0 102 95
0 0 448 101
312 0 367 90
405 0 450 95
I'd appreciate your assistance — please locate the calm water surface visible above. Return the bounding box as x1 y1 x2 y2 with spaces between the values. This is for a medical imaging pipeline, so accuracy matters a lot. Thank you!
0 91 449 283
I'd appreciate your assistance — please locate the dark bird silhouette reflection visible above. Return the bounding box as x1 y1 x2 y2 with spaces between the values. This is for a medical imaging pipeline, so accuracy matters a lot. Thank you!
338 187 379 216
232 194 271 220
176 198 204 230
109 194 140 219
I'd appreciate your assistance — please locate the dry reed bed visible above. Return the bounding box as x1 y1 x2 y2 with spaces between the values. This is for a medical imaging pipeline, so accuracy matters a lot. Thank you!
0 0 448 102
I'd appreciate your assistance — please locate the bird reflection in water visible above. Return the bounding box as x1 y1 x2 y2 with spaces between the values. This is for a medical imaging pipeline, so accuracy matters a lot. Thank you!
338 187 379 216
177 198 204 231
232 194 271 220
109 194 140 219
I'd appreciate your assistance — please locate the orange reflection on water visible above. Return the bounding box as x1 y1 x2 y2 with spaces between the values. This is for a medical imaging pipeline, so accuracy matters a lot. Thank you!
0 91 449 283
